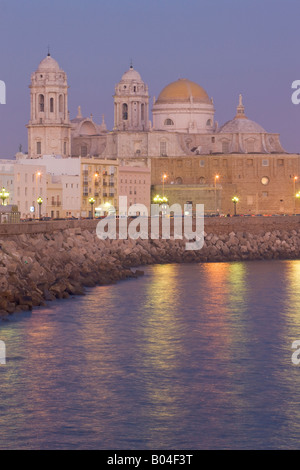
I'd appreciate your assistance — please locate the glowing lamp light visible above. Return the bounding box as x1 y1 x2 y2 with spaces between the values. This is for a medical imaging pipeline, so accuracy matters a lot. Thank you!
232 196 239 216
153 194 169 204
0 187 9 206
37 197 43 219
89 197 96 219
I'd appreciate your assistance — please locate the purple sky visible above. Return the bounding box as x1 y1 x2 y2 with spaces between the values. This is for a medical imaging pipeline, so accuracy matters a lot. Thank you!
0 0 300 158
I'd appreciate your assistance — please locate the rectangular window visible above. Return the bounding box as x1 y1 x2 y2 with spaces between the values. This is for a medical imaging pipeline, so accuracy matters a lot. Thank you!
160 141 167 156
277 159 284 166
37 142 41 155
262 159 269 167
200 160 205 167
222 141 230 153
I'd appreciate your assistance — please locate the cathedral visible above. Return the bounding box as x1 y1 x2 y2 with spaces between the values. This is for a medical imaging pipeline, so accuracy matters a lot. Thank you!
25 53 300 215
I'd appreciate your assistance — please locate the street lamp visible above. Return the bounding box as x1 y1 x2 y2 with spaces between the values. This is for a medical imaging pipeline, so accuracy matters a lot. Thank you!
296 192 300 213
214 175 220 214
232 196 239 216
162 173 167 197
89 197 95 219
0 187 9 206
294 176 298 214
37 197 43 219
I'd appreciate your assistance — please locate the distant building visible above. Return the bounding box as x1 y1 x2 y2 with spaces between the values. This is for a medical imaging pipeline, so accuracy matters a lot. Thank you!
0 205 20 223
80 158 118 217
11 54 300 216
118 165 151 215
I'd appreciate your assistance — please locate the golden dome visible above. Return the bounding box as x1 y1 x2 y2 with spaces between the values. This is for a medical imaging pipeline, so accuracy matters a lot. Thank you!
156 79 211 104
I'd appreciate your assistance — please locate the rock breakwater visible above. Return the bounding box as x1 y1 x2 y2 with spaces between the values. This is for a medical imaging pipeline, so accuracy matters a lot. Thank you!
0 225 299 318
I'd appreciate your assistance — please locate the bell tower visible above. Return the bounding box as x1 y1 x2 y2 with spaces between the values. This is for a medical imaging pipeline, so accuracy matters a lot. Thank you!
114 65 149 131
27 53 71 158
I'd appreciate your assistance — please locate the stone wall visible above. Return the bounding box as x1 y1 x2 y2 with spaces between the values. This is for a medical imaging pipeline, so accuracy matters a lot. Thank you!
0 217 300 318
0 215 299 237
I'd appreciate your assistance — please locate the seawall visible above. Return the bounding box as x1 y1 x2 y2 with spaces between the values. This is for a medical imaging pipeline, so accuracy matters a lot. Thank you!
0 216 300 318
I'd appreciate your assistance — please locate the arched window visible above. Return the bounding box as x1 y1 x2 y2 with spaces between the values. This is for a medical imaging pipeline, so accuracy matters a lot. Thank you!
206 119 212 127
164 118 174 126
175 177 183 185
122 103 128 120
50 97 54 113
59 95 63 113
141 103 145 121
199 177 206 185
39 94 44 112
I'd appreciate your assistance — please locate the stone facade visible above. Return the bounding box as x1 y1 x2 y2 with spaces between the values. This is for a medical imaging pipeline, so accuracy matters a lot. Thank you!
27 54 71 159
151 153 300 215
20 56 300 215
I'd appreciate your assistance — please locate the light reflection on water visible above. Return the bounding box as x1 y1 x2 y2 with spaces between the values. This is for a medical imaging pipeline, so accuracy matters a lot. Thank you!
1 260 300 449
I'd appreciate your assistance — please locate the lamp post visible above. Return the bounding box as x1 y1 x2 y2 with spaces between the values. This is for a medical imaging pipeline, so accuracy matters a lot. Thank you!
37 197 43 220
162 173 167 197
153 194 168 215
214 175 220 214
294 176 298 214
89 197 95 219
232 196 239 216
0 187 9 206
296 191 300 213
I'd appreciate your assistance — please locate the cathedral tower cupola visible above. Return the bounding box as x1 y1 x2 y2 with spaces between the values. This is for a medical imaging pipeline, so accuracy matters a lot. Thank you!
113 64 149 131
27 53 71 158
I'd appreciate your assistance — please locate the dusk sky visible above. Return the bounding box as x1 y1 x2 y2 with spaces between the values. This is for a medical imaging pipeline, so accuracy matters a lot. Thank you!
0 0 300 158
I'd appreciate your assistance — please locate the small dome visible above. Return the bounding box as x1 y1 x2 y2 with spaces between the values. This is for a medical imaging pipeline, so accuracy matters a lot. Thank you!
219 118 266 134
219 96 266 134
121 66 142 82
156 79 211 104
37 54 61 72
